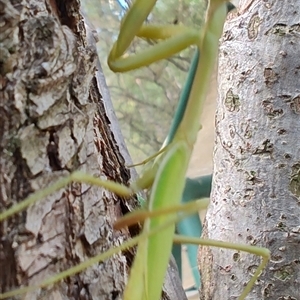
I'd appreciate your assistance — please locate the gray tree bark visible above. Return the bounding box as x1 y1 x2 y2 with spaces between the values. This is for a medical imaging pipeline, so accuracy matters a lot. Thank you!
199 1 300 299
0 1 186 299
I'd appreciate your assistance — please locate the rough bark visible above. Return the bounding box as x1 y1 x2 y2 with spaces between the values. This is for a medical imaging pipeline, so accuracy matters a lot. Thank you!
199 1 300 299
0 1 186 299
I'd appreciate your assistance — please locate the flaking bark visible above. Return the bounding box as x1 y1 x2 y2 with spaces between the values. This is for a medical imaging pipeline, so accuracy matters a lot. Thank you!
0 1 186 299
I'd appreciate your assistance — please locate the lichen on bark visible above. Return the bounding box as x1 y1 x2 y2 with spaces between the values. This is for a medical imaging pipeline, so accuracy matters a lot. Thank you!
199 1 300 299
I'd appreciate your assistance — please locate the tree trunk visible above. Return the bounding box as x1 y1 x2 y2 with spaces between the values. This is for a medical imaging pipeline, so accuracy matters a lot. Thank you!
199 1 300 299
0 1 186 299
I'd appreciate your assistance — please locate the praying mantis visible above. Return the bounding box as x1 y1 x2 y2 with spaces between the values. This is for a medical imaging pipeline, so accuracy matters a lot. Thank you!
0 0 271 300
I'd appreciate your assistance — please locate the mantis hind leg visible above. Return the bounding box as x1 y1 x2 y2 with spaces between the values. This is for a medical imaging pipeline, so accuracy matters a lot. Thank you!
0 195 209 299
173 235 270 300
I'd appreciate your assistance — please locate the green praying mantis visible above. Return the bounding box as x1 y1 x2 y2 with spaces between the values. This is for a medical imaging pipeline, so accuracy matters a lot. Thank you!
0 0 271 299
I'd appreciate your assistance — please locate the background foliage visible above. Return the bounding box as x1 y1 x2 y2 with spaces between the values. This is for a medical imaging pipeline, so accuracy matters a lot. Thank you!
81 0 207 163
